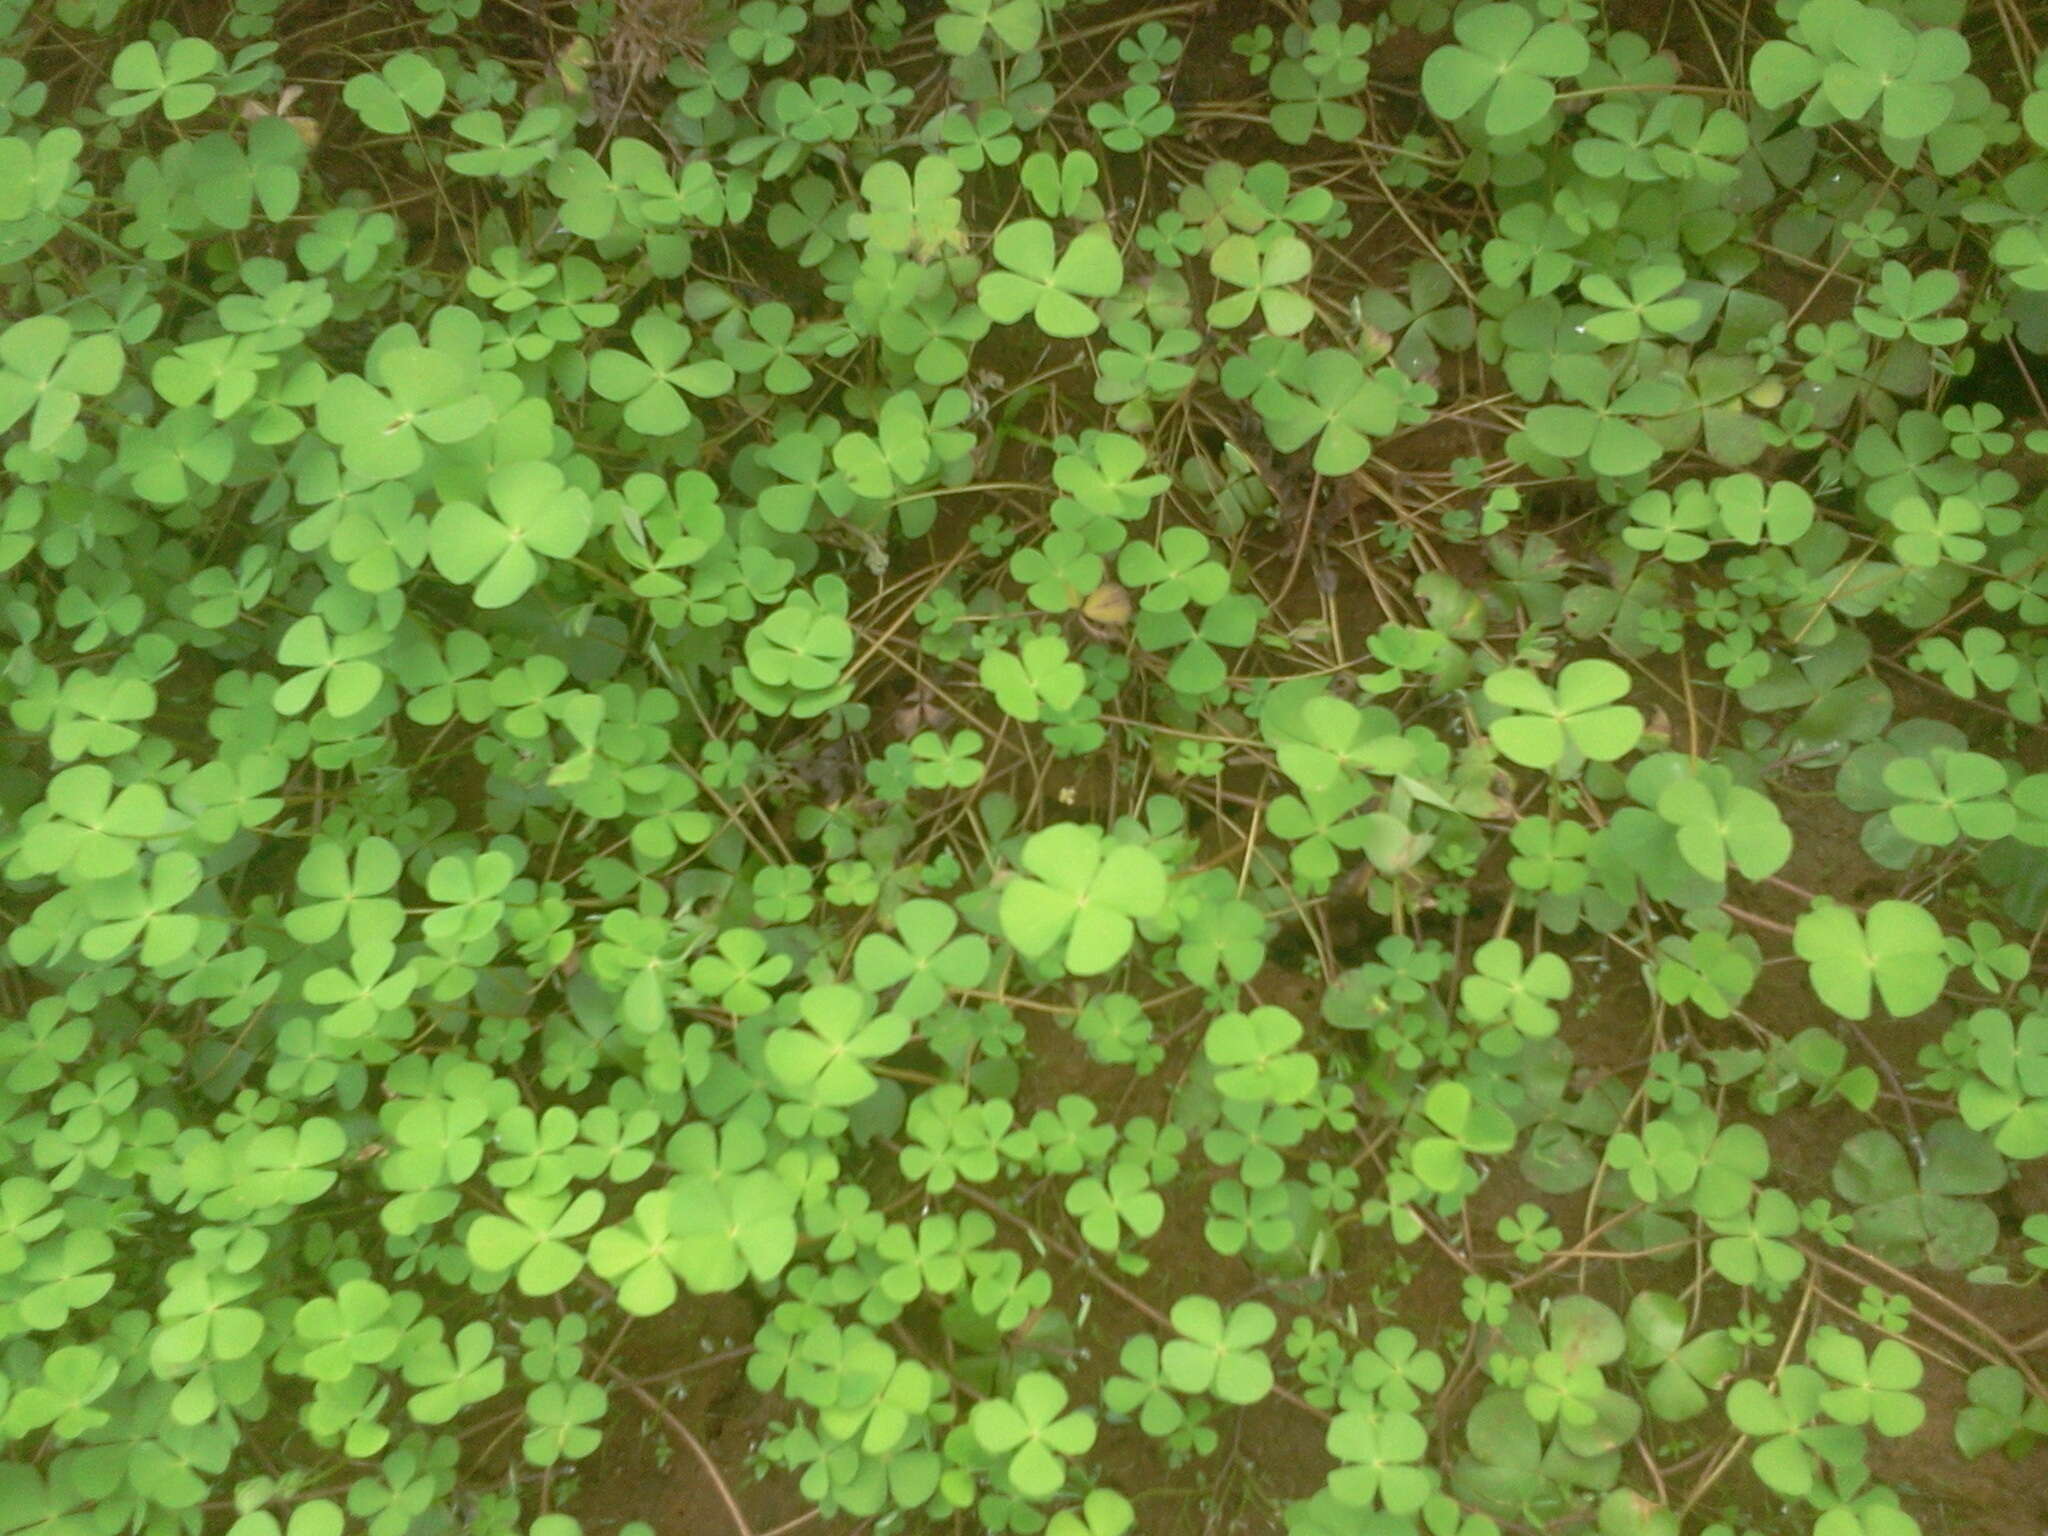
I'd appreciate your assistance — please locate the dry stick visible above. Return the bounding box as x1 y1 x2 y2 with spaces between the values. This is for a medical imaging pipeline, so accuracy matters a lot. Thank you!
606 1365 757 1536
840 537 981 700
659 659 801 865
1679 643 1702 761
1273 473 1324 610
1841 1013 1923 1157
1338 464 1433 619
1720 901 1796 936
1636 1434 1671 1507
1999 0 2043 56
634 1345 755 1387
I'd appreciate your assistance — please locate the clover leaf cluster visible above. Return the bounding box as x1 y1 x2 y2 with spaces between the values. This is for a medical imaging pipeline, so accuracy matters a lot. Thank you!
1 1 2046 1535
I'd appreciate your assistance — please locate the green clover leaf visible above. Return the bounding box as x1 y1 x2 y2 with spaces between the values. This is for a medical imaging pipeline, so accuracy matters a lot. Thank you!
855 155 966 259
1047 1491 1134 1536
981 631 1087 722
1459 938 1572 1041
1793 898 1950 1020
1710 473 1815 545
1882 750 2015 844
1827 17 1969 142
1522 401 1664 478
287 835 404 947
1254 347 1407 474
935 0 1045 58
588 313 734 437
1204 1006 1319 1104
588 1172 795 1309
1020 149 1104 220
853 898 990 1018
1088 85 1176 154
1485 659 1644 770
969 1371 1096 1500
1655 768 1794 883
1161 1295 1277 1405
1579 264 1700 345
0 316 124 452
429 460 593 609
13 764 174 883
106 36 221 121
1411 1079 1516 1194
1833 1123 2002 1271
1728 1368 1826 1507
445 103 573 179
1117 526 1230 613
274 614 386 717
464 1187 604 1296
1624 1292 1743 1423
1808 1325 1925 1437
342 53 446 134
1955 1009 2048 1160
1326 1406 1432 1513
833 388 943 497
674 1170 798 1291
1011 534 1105 616
1955 1365 2048 1458
1065 1162 1164 1251
998 822 1169 977
0 125 83 230
687 928 791 1018
1102 1334 1186 1435
78 851 205 967
976 219 1124 339
1420 3 1590 139
765 983 909 1108
314 339 492 483
302 940 418 1039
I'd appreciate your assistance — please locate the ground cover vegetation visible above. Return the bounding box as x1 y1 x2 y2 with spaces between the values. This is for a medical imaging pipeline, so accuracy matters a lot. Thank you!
2 0 2047 1532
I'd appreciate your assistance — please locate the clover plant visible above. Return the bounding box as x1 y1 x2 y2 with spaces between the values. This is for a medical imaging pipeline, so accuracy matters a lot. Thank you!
0 1 2044 1534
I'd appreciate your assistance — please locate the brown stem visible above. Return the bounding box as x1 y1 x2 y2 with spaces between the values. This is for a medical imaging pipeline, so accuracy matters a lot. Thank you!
602 1366 755 1536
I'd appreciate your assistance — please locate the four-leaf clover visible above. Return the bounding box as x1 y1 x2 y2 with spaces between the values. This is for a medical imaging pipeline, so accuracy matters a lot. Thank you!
970 1372 1097 1500
1793 899 1951 1021
1161 1295 1277 1405
853 898 991 1018
998 823 1169 976
1420 3 1591 138
429 460 594 609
